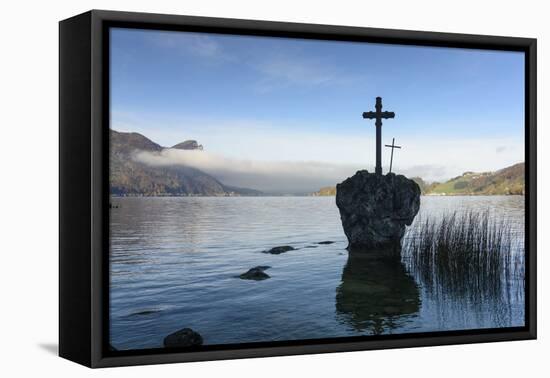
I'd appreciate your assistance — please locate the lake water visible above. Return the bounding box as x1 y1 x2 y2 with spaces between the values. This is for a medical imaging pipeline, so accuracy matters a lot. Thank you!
109 196 525 350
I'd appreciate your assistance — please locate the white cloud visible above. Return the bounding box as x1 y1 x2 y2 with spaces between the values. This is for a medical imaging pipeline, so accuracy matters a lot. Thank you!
251 55 357 91
133 149 362 193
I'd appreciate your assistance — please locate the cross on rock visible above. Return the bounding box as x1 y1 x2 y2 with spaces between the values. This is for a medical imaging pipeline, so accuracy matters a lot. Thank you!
385 137 401 174
362 97 395 175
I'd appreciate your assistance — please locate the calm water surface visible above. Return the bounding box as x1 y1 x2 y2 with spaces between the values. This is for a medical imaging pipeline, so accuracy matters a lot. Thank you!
109 196 525 350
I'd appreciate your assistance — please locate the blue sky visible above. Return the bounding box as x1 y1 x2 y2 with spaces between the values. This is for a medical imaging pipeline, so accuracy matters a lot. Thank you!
110 27 525 190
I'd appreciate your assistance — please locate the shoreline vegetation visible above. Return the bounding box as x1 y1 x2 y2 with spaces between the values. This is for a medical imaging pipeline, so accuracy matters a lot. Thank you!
403 210 525 306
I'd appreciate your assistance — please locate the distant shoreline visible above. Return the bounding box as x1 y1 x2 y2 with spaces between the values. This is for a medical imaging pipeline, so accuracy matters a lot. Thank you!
311 163 524 197
110 194 525 198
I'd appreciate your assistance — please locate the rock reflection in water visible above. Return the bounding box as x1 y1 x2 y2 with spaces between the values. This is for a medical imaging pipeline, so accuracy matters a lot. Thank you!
336 247 420 335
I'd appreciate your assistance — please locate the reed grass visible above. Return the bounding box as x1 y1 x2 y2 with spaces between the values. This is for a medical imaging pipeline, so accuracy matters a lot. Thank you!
402 210 524 305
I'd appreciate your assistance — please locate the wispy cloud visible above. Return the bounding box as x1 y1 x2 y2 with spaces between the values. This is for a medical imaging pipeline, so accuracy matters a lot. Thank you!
251 55 355 91
496 145 509 153
144 31 361 91
399 165 450 181
146 31 229 60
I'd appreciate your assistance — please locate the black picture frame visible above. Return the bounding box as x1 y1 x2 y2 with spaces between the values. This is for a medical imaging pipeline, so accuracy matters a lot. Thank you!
59 9 537 368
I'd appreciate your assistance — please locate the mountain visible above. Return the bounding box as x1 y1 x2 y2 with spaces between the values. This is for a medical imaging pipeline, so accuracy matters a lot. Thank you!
426 163 524 195
310 163 525 196
110 130 262 196
172 140 203 150
111 131 163 154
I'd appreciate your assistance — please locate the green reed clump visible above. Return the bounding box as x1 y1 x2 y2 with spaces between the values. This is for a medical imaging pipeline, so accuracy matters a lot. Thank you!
403 210 523 304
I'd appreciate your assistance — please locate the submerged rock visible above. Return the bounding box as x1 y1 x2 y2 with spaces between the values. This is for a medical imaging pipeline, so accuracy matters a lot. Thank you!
238 266 271 280
130 309 160 317
262 246 295 254
317 241 335 245
163 328 203 348
336 171 420 250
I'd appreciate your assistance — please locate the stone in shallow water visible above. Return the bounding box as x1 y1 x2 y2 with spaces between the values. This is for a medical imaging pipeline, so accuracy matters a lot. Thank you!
163 328 203 348
129 308 161 317
238 266 271 280
336 171 420 250
262 245 295 254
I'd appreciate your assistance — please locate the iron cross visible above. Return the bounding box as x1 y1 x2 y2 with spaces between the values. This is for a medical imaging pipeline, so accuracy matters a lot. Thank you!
385 138 401 174
362 97 395 175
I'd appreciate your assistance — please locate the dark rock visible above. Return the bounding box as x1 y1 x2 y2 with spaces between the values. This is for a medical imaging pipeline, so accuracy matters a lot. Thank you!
317 241 335 245
336 171 420 250
238 266 271 280
304 245 318 248
262 246 295 254
163 328 203 348
130 309 160 316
